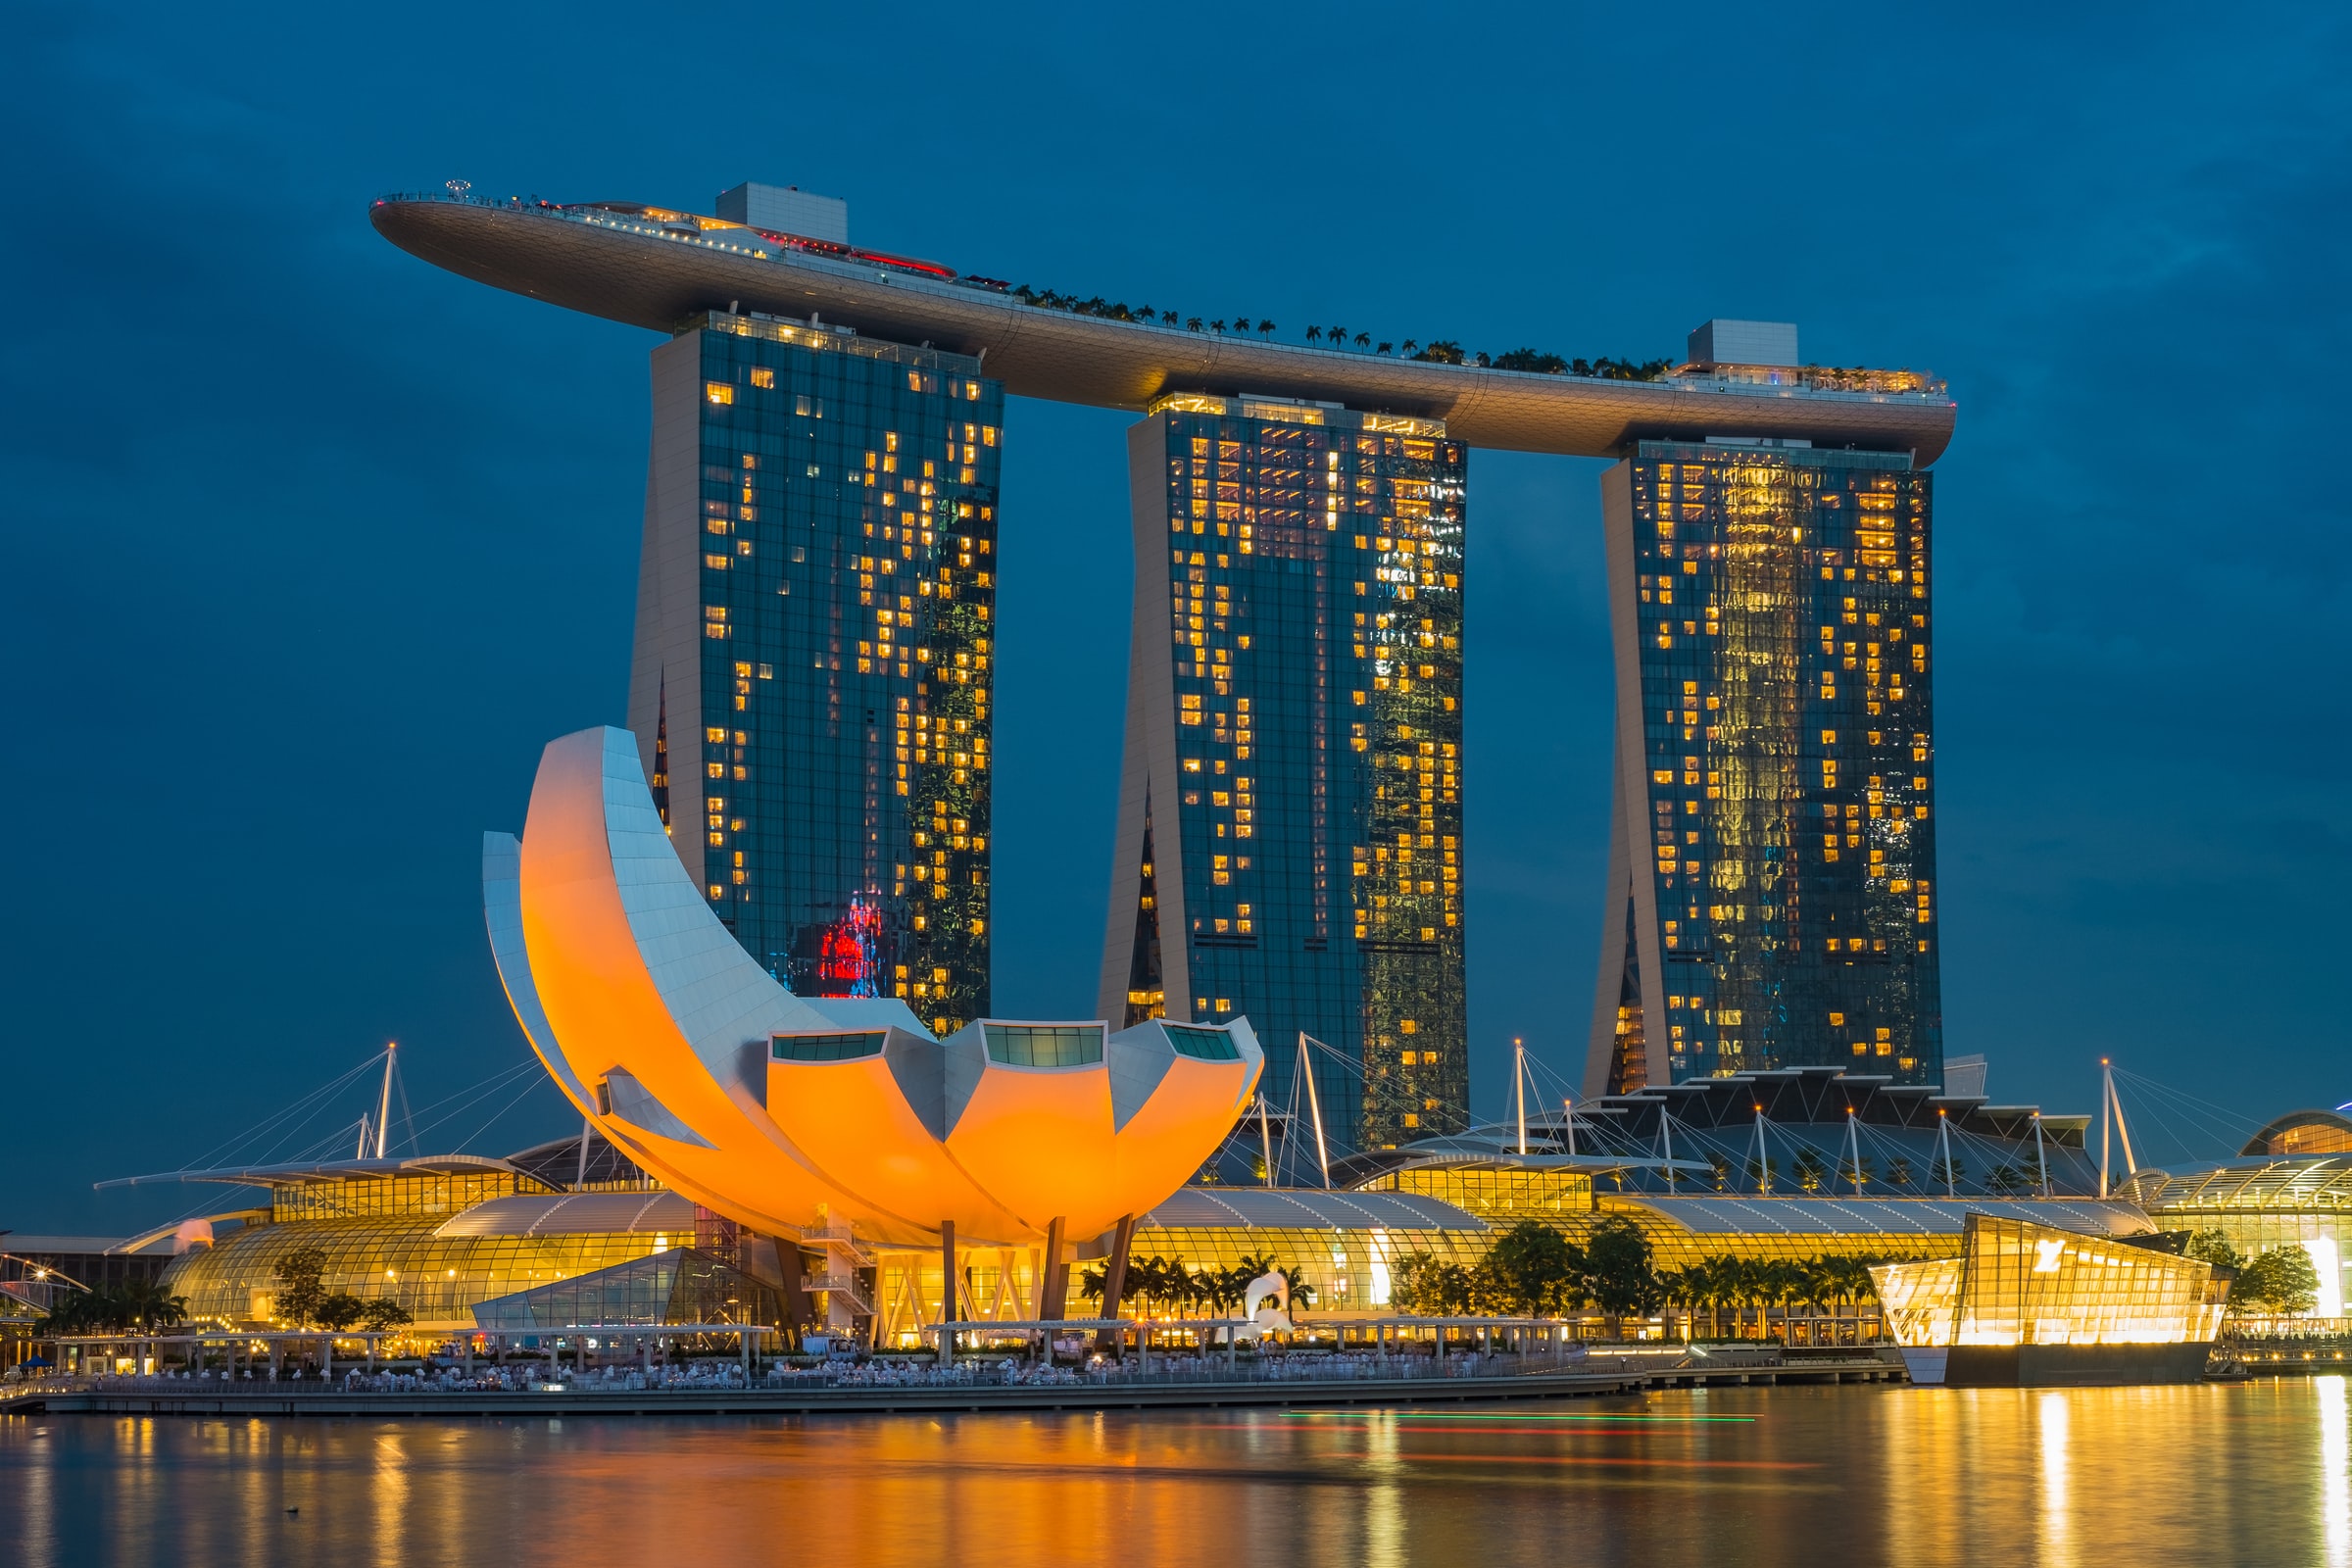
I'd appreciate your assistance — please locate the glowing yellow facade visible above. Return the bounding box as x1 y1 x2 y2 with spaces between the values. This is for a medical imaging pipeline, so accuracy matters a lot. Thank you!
486 726 1264 1250
1873 1212 2224 1384
163 1217 668 1333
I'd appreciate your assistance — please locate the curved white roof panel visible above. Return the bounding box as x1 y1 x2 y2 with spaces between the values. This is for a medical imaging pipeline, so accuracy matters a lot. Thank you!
434 1191 697 1239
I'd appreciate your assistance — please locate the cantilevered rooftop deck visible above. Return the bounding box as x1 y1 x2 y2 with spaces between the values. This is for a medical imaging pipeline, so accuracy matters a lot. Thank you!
370 191 1956 464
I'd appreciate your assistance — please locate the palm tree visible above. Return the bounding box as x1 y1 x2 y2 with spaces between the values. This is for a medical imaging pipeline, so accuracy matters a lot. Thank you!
121 1277 187 1333
1195 1263 1242 1315
1135 1254 1178 1316
1305 326 1322 343
1353 333 1370 349
1327 324 1347 345
1764 1260 1807 1338
1706 1259 1744 1338
1256 318 1275 337
1795 1258 1832 1319
1706 1257 1744 1339
1210 319 1227 333
1375 341 1393 355
1187 318 1203 332
1660 1263 1716 1340
1400 340 1419 356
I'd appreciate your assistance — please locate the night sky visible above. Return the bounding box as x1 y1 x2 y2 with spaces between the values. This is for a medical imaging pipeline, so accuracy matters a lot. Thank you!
8 3 2347 1234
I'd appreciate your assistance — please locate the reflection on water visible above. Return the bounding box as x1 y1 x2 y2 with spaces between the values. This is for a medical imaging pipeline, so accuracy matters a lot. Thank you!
4 1382 2347 1567
2039 1391 2071 1568
2322 1376 2349 1568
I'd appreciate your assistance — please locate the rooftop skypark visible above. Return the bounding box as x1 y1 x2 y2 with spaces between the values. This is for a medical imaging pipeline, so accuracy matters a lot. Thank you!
370 186 1954 461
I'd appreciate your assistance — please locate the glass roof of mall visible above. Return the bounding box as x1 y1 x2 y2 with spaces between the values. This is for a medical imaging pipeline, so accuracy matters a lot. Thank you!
1627 1197 2154 1238
1139 1189 1482 1232
434 1192 695 1239
2125 1156 2352 1212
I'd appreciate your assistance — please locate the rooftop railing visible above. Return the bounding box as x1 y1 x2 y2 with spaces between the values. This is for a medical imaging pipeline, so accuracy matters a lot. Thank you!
691 311 982 375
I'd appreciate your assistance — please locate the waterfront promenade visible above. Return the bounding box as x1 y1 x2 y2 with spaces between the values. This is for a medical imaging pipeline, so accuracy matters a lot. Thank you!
1 1347 1900 1417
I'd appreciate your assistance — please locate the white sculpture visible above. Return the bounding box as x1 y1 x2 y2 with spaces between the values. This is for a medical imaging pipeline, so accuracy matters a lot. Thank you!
1237 1270 1291 1340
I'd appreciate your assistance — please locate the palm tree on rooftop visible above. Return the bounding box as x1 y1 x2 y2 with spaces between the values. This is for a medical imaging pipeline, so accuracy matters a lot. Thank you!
1401 340 1419 356
1211 319 1227 333
1376 341 1393 355
1257 318 1275 337
1162 311 1179 324
1354 333 1370 349
1187 317 1203 332
1305 325 1322 342
1328 324 1347 344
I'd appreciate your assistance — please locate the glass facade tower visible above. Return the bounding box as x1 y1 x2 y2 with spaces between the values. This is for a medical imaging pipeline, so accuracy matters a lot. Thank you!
1097 394 1468 1152
627 311 1003 1037
1585 439 1940 1093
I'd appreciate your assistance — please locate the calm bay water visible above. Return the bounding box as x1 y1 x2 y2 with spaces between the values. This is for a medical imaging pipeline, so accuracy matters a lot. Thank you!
6 1379 2345 1566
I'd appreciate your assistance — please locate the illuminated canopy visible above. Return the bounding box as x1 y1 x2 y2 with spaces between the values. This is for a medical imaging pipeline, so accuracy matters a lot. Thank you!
369 192 1957 463
484 726 1263 1248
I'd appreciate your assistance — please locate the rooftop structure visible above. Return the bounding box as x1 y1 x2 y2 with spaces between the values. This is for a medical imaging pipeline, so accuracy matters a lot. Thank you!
2239 1110 2352 1158
368 191 1955 461
715 180 848 246
1328 1067 2096 1200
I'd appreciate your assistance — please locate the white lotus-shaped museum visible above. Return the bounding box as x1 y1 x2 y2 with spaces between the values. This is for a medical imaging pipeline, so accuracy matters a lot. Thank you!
483 727 1263 1249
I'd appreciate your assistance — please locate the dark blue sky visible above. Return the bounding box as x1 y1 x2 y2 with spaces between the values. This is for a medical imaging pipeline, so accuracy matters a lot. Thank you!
8 3 2347 1233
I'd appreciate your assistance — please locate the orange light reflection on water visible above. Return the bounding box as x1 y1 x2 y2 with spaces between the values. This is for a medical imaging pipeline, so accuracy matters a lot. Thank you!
5 1383 2350 1568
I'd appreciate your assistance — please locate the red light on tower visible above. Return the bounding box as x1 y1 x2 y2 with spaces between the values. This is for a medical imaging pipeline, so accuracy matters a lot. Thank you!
813 899 885 998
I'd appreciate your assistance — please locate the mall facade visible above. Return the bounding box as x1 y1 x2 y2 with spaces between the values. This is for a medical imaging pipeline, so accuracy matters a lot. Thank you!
73 1111 2142 1355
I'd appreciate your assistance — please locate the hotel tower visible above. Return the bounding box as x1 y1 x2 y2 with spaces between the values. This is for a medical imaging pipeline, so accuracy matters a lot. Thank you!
1097 395 1468 1152
626 304 1004 1037
368 189 1959 1113
1584 321 1942 1094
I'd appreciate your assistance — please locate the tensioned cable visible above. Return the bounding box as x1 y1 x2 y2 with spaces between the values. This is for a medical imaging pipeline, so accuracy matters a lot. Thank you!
382 1055 544 1129
2109 1066 2265 1131
2108 1067 2265 1163
392 1064 417 1157
172 1050 387 1172
397 1058 547 1147
448 1067 562 1153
